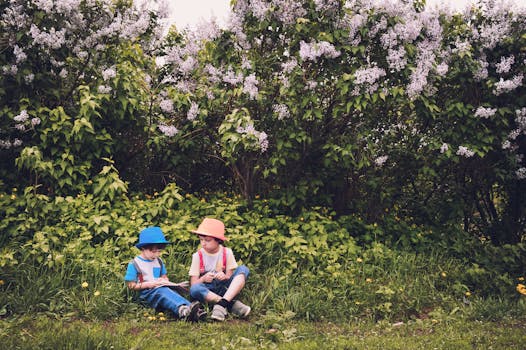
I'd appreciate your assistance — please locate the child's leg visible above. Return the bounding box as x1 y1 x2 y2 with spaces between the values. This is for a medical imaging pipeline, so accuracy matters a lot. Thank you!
141 287 190 317
221 265 250 301
190 282 222 303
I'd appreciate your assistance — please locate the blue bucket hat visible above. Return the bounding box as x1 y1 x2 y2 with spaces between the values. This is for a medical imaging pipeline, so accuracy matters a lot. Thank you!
136 226 171 249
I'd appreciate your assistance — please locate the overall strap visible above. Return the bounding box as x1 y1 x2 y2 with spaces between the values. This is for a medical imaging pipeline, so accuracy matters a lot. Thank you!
131 257 144 283
198 250 205 275
157 257 164 275
222 246 227 271
198 247 227 275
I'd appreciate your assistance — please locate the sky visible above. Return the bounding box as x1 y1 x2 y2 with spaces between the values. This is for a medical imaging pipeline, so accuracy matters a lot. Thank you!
166 0 526 29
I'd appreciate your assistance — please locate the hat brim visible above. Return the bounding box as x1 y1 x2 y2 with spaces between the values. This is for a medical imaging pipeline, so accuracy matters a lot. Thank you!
190 230 227 241
135 241 171 249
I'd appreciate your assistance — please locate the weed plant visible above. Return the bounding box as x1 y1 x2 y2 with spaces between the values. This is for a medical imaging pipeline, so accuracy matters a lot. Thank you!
0 188 525 324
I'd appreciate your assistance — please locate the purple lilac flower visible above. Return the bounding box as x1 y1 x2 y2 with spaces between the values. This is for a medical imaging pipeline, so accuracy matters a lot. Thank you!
474 106 497 119
273 104 290 120
243 73 259 99
456 146 475 158
158 124 178 137
187 102 199 121
494 74 523 95
160 99 174 113
374 155 388 167
495 55 515 74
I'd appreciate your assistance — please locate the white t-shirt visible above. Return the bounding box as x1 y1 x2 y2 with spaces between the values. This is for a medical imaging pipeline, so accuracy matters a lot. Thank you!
188 246 237 277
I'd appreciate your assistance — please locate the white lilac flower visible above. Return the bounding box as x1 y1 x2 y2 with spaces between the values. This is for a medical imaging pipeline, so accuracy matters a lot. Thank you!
440 143 449 153
187 102 199 121
495 55 514 74
494 74 523 95
258 131 269 152
97 85 112 94
102 67 117 81
223 68 244 85
2 65 18 75
516 167 526 180
273 104 290 120
12 138 22 147
374 155 388 167
0 140 12 149
158 124 178 137
249 0 270 20
474 57 489 81
306 80 318 90
31 118 41 126
281 58 297 74
180 56 197 74
387 47 407 72
474 106 497 118
241 56 252 70
59 69 68 78
29 25 66 49
354 66 386 85
243 73 259 99
456 146 475 158
515 108 526 130
192 19 221 42
13 45 27 63
299 40 340 62
435 62 449 76
159 99 174 113
14 110 29 123
273 0 307 25
15 124 25 131
452 39 472 54
502 140 511 149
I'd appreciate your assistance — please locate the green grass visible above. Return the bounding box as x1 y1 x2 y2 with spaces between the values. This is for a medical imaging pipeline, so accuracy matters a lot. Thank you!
1 313 524 349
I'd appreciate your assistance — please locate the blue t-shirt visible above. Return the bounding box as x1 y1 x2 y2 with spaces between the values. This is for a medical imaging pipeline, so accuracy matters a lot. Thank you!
124 256 167 282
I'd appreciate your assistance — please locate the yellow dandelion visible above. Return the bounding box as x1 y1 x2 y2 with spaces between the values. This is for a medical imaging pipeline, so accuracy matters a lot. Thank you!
159 316 166 321
518 277 525 281
355 301 362 305
87 180 93 185
143 312 149 317
94 291 101 296
356 257 363 263
158 312 164 316
517 284 526 296
11 194 16 200
81 282 89 288
12 188 17 192
0 279 4 285
148 316 156 321
441 272 447 278
465 291 471 297
366 278 373 283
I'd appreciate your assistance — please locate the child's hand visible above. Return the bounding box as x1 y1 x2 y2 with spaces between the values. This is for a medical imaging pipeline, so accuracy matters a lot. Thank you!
214 271 228 281
202 271 216 283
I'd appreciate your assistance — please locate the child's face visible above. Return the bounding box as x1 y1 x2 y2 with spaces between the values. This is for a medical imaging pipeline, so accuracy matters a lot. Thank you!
141 245 164 260
199 235 220 253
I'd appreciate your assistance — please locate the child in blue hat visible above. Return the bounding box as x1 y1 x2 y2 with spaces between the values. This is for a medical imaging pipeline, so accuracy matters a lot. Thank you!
124 226 206 321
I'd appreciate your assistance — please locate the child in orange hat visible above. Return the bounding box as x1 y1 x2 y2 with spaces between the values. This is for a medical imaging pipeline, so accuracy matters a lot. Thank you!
188 218 251 321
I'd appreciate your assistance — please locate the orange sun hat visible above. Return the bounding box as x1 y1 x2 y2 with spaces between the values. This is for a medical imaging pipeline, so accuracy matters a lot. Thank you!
191 218 227 241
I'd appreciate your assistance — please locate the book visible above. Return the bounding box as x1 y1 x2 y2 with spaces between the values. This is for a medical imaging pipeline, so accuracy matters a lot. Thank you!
154 280 190 293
